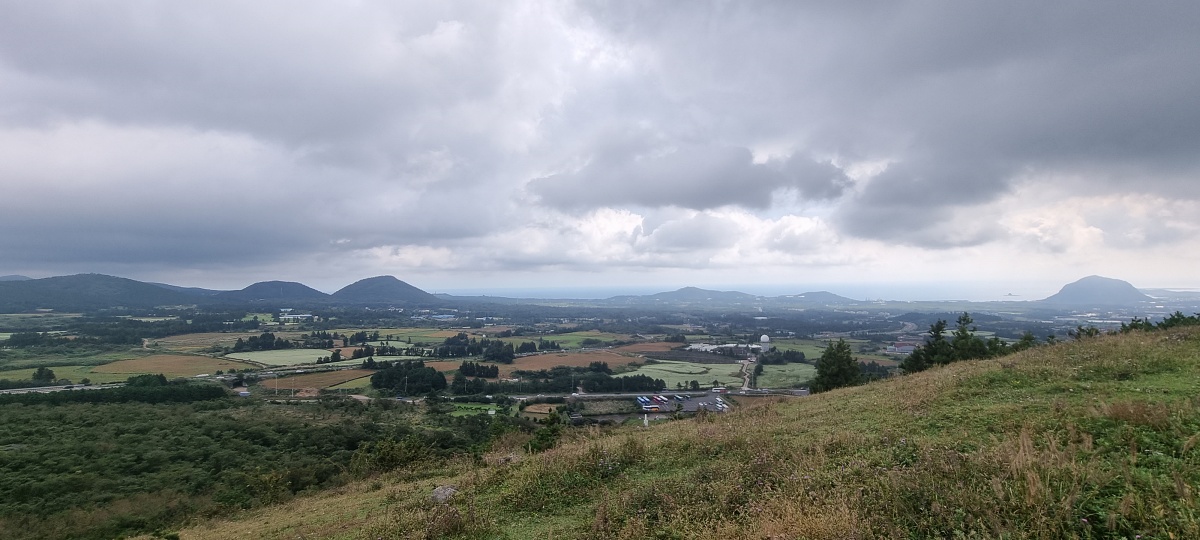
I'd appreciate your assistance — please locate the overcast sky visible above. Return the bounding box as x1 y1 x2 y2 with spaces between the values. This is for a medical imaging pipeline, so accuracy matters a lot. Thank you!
2 1 1198 299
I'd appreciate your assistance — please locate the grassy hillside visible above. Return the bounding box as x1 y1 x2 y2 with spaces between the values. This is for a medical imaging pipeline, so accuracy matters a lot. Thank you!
171 328 1200 539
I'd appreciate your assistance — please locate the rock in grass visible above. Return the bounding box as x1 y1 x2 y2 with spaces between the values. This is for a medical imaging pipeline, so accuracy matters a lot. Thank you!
431 485 457 503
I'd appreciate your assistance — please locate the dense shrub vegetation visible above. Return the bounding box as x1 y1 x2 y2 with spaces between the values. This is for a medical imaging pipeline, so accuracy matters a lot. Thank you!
0 393 528 540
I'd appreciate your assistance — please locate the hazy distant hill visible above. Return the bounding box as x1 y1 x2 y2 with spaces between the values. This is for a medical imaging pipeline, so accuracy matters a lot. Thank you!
216 281 330 302
0 275 32 282
0 274 198 311
151 282 226 296
332 276 440 304
1041 275 1152 306
774 291 858 304
610 286 760 304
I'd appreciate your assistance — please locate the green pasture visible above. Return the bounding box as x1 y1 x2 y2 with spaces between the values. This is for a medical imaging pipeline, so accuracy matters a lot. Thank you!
535 330 630 349
242 313 275 322
770 337 895 363
755 363 817 389
352 327 458 346
225 349 332 367
0 365 129 384
618 360 743 389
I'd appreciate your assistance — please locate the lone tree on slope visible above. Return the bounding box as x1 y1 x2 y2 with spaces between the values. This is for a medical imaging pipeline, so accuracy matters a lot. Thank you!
811 338 862 392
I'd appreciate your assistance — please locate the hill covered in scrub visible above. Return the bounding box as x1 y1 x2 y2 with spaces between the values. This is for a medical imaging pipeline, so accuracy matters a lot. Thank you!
163 326 1200 539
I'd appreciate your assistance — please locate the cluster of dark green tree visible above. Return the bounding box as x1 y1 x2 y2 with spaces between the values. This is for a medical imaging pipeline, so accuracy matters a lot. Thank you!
757 348 806 365
1117 311 1200 333
430 332 519 362
369 360 448 395
442 364 663 396
900 313 1037 373
457 361 500 378
230 332 294 352
3 314 264 351
0 375 227 406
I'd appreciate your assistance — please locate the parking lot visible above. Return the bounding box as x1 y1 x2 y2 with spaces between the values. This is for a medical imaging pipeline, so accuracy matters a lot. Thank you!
634 392 733 413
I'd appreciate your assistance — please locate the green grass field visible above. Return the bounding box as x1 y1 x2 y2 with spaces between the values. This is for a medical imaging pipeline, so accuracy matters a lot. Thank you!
618 359 743 389
224 349 332 366
771 337 896 363
755 362 817 388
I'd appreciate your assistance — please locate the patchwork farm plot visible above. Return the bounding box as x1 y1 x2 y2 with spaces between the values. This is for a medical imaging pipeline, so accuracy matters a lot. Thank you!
505 350 642 377
224 349 336 366
92 355 256 378
259 369 376 390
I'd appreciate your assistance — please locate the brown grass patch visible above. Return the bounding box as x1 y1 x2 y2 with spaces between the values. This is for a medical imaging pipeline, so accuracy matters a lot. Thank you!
505 350 641 376
260 369 376 390
615 341 679 353
92 355 254 377
524 403 557 414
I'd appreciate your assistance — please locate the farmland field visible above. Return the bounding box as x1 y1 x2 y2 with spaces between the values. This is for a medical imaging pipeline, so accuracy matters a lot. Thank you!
507 350 641 376
770 337 896 364
617 359 742 389
259 369 375 390
350 327 463 345
154 331 304 353
614 341 680 353
92 355 255 377
327 376 375 390
0 365 129 384
224 349 334 366
0 349 149 370
755 363 817 389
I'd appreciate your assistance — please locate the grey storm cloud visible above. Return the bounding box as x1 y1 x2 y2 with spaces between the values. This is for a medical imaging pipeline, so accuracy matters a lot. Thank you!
573 1 1200 246
528 143 851 210
1 1 1198 283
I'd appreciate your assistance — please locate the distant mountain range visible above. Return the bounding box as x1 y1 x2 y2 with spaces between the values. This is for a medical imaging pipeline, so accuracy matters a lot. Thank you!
0 274 442 312
0 273 1181 313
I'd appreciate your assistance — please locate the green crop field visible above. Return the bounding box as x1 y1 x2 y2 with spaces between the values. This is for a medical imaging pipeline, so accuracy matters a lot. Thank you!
771 337 896 363
755 362 817 389
224 349 333 366
618 359 742 389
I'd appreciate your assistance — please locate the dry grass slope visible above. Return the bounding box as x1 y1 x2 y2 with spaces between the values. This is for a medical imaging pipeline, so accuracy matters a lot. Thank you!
171 328 1200 539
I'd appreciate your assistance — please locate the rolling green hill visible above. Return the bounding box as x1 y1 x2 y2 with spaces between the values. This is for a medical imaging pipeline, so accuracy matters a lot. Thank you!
168 326 1200 539
0 274 198 311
